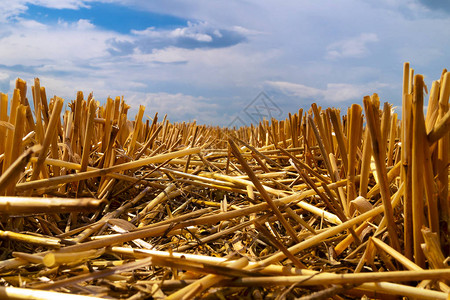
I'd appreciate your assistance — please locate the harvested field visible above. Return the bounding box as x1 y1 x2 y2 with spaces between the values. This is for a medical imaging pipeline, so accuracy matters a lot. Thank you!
0 62 449 299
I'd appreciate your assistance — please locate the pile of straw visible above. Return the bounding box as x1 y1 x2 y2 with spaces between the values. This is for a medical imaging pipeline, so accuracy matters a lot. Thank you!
0 62 448 299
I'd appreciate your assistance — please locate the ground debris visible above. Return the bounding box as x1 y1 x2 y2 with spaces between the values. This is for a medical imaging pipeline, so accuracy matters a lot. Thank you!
0 64 449 299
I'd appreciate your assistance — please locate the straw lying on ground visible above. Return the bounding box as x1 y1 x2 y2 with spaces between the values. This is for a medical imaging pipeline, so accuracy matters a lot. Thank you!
0 62 448 299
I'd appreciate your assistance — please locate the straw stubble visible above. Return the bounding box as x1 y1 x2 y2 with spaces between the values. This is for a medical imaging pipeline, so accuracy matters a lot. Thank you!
0 64 448 299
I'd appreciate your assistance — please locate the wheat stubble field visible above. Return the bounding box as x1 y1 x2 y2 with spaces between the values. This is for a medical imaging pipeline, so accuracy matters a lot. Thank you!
0 62 448 299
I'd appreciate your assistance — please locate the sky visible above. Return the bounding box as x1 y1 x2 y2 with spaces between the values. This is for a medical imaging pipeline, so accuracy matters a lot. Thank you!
0 0 449 126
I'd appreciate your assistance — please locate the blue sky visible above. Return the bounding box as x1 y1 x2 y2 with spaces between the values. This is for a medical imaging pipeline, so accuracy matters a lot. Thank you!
0 0 449 126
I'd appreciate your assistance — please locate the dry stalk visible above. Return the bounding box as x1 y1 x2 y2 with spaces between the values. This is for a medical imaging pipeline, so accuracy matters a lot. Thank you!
0 70 447 299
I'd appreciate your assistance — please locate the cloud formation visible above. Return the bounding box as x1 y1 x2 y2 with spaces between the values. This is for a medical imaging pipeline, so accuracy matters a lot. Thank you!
133 91 219 123
0 0 91 21
266 80 389 103
108 21 247 56
0 18 113 68
326 33 379 60
0 0 449 125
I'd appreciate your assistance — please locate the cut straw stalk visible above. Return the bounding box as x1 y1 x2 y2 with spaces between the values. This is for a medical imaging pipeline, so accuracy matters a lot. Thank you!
428 107 450 143
358 127 372 198
184 125 199 172
43 248 105 268
328 153 348 216
425 80 441 133
100 97 113 154
143 280 449 300
176 178 247 195
387 112 398 167
421 125 440 237
5 104 26 195
0 146 40 194
165 257 248 300
0 93 8 156
329 109 348 176
380 102 391 158
77 99 96 194
307 115 334 179
411 74 426 267
436 71 449 236
346 104 363 209
421 227 447 270
355 282 448 300
0 286 105 300
128 104 145 155
2 90 20 175
363 96 401 252
161 168 240 189
401 62 414 261
71 92 82 157
28 97 63 188
142 254 258 278
0 196 104 215
32 86 44 146
32 155 165 190
0 230 61 248
79 99 96 173
111 246 298 276
12 251 44 264
371 237 422 271
15 147 201 191
213 269 450 286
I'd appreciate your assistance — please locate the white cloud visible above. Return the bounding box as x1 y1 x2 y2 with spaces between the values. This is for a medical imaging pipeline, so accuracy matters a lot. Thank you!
55 18 95 30
266 80 390 103
0 73 9 81
17 19 49 30
323 83 369 102
123 21 247 54
265 81 322 98
75 19 95 30
231 26 264 36
24 0 91 9
326 33 379 60
0 0 94 22
170 23 213 42
125 92 222 125
131 47 189 64
0 18 117 66
0 1 27 22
